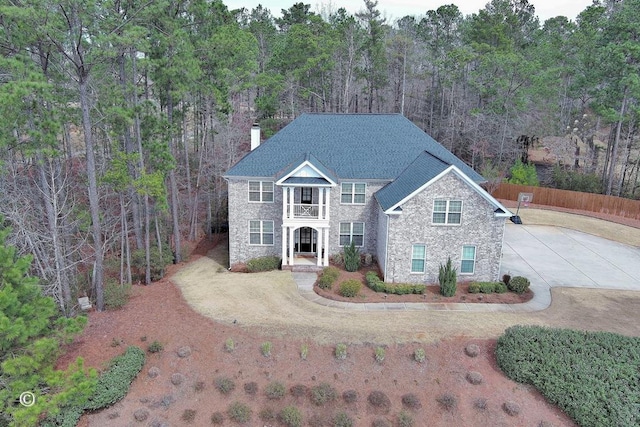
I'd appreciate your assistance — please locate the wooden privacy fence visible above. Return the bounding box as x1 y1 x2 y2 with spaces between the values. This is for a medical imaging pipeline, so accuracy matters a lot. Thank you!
492 183 640 220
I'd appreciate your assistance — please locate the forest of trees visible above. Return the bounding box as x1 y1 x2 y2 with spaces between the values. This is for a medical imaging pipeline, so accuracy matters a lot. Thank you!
0 0 639 314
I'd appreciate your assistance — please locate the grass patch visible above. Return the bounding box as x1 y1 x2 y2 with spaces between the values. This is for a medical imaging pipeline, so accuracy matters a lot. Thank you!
496 325 640 427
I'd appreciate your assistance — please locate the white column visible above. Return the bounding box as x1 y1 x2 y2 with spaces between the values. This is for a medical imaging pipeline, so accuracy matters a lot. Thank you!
318 188 324 220
325 188 331 221
323 227 330 266
282 185 288 219
288 227 295 266
281 226 288 265
316 228 323 266
288 187 294 219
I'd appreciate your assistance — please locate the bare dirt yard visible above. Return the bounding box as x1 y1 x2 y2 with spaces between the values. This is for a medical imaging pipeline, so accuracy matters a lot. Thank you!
62 209 640 427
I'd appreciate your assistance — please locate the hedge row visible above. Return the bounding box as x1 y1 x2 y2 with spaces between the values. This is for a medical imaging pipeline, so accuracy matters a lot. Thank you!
318 266 340 289
85 346 146 410
365 272 425 295
468 281 508 294
246 256 281 272
496 326 640 427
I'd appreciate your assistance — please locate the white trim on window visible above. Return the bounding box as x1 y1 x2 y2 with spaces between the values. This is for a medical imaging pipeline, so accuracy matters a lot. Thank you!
339 222 364 247
460 245 476 274
432 199 462 225
411 244 426 273
249 220 274 245
340 182 366 204
248 181 274 203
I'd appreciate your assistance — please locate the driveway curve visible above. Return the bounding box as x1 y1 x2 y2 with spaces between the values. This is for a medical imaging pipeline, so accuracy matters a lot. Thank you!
172 212 640 345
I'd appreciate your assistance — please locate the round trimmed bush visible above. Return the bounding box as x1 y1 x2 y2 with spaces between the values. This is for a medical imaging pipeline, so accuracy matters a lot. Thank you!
466 371 483 385
468 282 481 293
214 377 235 395
265 381 286 400
465 343 480 357
339 279 362 297
333 412 353 427
495 282 508 293
508 276 530 294
227 402 251 423
278 406 303 427
310 383 337 406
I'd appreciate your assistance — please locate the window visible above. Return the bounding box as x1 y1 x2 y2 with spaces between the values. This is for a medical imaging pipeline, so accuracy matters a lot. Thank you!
461 245 476 274
249 220 274 245
301 187 312 204
411 244 426 273
341 183 366 204
432 199 462 224
248 181 274 202
339 222 364 246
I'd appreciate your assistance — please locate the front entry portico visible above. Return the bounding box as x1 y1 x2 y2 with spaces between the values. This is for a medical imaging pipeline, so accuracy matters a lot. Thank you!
282 225 329 267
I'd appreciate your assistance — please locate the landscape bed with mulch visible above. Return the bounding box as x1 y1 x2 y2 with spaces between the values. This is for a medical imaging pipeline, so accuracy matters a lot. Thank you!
314 266 533 304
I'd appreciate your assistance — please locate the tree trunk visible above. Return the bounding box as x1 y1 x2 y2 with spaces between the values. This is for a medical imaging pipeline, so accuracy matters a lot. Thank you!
167 95 182 263
606 91 627 195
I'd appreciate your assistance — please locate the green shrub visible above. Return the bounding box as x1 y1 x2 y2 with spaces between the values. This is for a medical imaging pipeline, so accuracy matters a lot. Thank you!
468 282 481 293
278 405 303 427
374 346 385 363
310 382 337 406
438 257 457 297
414 348 426 363
496 326 640 427
214 377 236 395
335 343 347 360
398 410 414 427
85 346 145 410
333 411 353 427
508 276 530 294
246 256 280 272
339 279 362 297
479 282 497 294
343 241 361 272
147 340 163 353
227 402 251 423
495 282 508 293
265 381 286 400
507 158 539 186
318 266 340 289
259 407 276 421
436 393 458 411
224 338 234 352
260 341 272 357
104 281 132 310
300 343 309 360
365 272 425 295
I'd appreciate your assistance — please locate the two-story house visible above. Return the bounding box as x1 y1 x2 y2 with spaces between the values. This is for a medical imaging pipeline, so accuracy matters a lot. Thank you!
223 114 511 283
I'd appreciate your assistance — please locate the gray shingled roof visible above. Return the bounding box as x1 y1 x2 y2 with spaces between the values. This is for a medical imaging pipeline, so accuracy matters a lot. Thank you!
276 153 337 184
224 114 485 182
375 151 451 211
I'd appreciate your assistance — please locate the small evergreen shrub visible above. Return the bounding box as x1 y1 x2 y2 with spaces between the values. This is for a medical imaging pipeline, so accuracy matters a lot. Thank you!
85 346 145 410
468 282 481 293
147 340 163 353
414 348 426 363
436 393 458 411
224 338 234 352
260 341 272 357
367 391 391 413
479 282 497 293
495 282 508 293
181 409 196 423
318 266 340 289
310 382 337 406
342 389 358 404
365 272 426 294
343 241 361 272
264 381 286 400
333 412 353 427
214 377 236 395
210 411 224 424
508 276 530 294
398 410 414 427
374 346 385 363
227 402 251 423
243 381 258 395
278 406 303 427
104 281 132 310
290 384 308 398
259 407 276 421
339 279 362 297
438 257 457 297
246 256 280 272
465 344 480 357
300 343 309 360
335 343 347 360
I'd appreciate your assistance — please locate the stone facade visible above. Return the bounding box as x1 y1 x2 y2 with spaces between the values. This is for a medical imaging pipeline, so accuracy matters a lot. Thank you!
380 172 505 283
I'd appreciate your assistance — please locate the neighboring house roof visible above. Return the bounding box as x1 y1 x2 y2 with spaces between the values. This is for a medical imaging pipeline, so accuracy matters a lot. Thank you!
224 113 485 182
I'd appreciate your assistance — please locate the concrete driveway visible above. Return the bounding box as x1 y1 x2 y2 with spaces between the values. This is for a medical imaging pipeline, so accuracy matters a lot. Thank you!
501 224 640 309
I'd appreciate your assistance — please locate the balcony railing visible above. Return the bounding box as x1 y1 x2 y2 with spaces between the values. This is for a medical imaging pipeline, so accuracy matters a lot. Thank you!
293 204 319 219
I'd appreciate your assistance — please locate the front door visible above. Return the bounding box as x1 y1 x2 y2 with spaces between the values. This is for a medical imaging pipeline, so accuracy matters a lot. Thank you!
299 227 313 252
